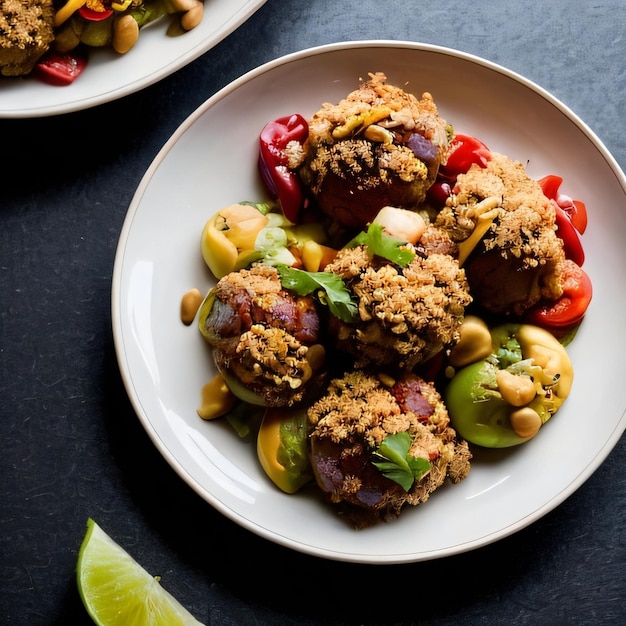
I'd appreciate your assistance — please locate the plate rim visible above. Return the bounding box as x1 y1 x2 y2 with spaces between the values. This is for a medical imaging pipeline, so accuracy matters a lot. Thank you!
0 0 267 119
111 39 626 564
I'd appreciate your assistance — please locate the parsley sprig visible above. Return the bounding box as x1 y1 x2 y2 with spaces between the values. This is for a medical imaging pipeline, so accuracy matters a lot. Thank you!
276 224 414 323
372 432 431 492
276 264 357 323
348 223 416 267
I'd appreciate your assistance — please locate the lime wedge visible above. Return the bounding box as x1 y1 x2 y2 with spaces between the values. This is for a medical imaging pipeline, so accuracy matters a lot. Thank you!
76 518 204 626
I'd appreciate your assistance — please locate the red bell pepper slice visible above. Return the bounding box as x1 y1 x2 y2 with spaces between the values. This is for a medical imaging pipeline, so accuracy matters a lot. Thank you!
439 134 492 181
258 114 309 223
35 51 87 86
524 260 592 330
538 174 588 234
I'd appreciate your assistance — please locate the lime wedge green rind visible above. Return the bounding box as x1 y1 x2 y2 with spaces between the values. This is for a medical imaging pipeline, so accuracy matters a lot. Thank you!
76 518 205 626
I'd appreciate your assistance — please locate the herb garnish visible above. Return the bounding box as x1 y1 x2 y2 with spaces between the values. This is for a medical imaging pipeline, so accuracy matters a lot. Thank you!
276 264 358 323
372 432 431 492
348 223 416 267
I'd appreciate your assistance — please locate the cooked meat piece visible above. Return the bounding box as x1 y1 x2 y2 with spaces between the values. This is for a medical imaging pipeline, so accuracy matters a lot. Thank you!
416 223 460 258
323 242 471 372
287 72 450 232
307 370 471 527
435 153 566 316
200 265 325 407
0 0 55 77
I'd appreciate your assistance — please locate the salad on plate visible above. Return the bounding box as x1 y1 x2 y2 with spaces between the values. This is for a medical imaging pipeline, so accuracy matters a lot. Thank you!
0 0 205 84
182 72 592 528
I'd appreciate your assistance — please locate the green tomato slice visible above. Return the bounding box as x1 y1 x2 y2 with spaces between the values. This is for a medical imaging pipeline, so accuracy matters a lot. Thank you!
446 361 530 448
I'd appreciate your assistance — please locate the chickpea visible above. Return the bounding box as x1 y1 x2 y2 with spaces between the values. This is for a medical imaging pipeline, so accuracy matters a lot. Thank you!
180 288 204 325
510 407 542 439
447 316 492 368
113 15 140 55
169 0 199 10
181 2 204 32
495 369 537 406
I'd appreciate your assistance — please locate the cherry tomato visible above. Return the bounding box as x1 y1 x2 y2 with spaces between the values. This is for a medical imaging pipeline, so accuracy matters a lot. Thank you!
439 134 492 181
35 51 87 86
554 204 585 266
426 181 452 207
538 174 588 234
565 200 588 235
78 7 114 21
524 260 592 329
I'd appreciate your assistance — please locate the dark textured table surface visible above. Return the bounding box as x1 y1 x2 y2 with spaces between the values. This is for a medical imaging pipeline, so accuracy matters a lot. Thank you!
2 1 625 624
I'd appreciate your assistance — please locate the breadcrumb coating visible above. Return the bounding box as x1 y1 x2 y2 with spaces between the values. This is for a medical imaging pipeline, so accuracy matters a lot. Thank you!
217 324 312 401
0 0 54 76
293 73 451 230
324 244 472 370
202 265 324 407
439 153 560 261
435 152 566 315
307 370 471 526
306 72 449 148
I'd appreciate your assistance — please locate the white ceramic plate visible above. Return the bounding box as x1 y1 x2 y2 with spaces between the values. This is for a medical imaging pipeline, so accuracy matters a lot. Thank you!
112 41 626 564
0 0 266 118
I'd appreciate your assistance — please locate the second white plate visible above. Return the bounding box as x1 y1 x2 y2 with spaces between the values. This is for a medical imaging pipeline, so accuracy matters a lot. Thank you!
0 0 266 118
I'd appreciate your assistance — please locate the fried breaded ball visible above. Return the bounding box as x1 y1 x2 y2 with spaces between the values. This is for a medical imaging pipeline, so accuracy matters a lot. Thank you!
307 370 471 527
288 73 450 232
199 265 325 407
323 240 472 372
435 153 566 316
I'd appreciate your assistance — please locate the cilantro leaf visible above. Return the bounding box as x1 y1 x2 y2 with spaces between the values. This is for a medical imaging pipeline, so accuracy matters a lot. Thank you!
276 264 358 323
349 223 415 267
372 432 431 492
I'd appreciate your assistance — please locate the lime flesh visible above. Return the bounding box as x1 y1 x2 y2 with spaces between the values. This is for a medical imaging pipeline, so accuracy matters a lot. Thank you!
76 518 204 626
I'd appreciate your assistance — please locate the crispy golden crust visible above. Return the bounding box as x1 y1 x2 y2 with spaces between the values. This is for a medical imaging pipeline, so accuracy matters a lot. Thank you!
0 0 55 77
217 263 283 295
436 153 560 254
306 72 449 148
293 73 450 230
324 245 472 370
203 265 324 407
307 370 471 526
215 324 313 406
435 153 566 315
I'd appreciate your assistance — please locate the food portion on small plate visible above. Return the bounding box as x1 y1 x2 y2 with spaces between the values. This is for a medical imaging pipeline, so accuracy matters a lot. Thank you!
0 0 266 118
112 41 626 563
